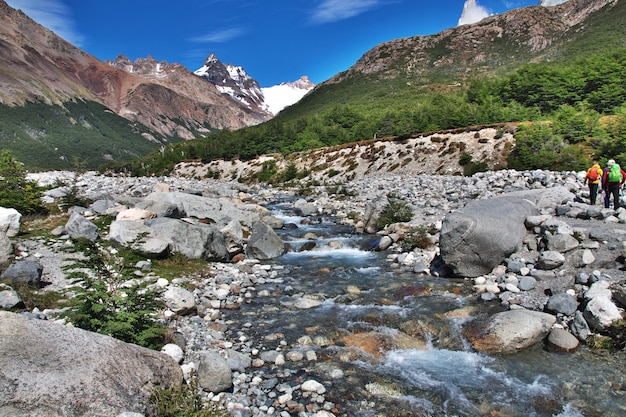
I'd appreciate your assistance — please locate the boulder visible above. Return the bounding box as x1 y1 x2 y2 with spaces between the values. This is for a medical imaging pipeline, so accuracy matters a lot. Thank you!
439 195 538 277
0 232 13 267
464 309 556 354
245 221 286 260
0 284 24 309
0 311 182 417
197 351 233 393
0 207 21 237
143 192 269 228
163 286 197 316
65 213 99 242
545 293 579 316
146 218 229 261
546 328 579 352
220 219 244 256
116 208 157 221
0 260 43 287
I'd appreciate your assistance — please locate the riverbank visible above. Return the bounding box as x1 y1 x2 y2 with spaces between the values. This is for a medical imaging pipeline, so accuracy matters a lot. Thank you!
2 168 625 416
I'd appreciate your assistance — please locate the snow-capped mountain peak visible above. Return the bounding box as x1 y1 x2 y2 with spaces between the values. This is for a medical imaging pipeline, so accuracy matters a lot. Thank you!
261 76 315 115
194 53 315 117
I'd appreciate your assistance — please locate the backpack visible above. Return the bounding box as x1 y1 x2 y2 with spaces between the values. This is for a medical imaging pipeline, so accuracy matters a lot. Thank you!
587 167 600 181
608 163 622 182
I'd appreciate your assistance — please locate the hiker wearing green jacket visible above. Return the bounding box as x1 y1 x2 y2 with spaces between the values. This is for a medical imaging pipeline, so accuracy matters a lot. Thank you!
602 159 626 209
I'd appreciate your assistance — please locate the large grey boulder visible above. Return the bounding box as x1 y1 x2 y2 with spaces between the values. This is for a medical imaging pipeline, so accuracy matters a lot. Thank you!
147 218 229 261
439 195 538 277
0 311 182 417
65 212 100 242
0 260 43 287
0 207 21 237
143 192 269 228
245 221 286 260
463 309 556 354
197 351 233 393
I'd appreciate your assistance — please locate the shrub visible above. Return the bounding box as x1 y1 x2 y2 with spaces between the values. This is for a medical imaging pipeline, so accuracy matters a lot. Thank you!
375 198 414 229
62 241 168 350
149 374 231 417
0 149 47 214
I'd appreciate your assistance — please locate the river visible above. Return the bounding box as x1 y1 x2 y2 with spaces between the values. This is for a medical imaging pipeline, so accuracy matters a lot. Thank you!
218 198 626 417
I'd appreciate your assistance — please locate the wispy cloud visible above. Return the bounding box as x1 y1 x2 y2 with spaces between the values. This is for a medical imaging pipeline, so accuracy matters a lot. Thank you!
457 0 491 26
190 27 247 43
310 0 383 24
5 0 84 46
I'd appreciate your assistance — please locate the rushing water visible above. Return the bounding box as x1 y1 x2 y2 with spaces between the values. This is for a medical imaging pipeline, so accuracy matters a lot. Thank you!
223 201 626 417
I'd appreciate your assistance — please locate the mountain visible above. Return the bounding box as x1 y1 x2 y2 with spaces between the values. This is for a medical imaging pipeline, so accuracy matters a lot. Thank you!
193 53 314 116
323 0 618 87
261 76 316 115
0 0 274 169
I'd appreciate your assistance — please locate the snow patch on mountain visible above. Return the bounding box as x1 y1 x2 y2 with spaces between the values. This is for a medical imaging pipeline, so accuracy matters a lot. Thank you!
261 76 315 115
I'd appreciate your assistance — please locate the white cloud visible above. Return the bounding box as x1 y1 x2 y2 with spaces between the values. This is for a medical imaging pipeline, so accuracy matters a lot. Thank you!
310 0 382 24
457 0 491 26
190 27 247 43
5 0 84 46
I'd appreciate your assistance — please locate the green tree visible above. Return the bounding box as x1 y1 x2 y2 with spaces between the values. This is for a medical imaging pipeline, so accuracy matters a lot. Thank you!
0 149 46 214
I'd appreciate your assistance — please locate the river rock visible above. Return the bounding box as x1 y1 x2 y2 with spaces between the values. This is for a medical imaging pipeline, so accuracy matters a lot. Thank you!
0 207 21 237
146 218 229 261
0 311 182 417
245 221 286 260
544 292 579 316
536 251 565 270
546 328 579 352
65 212 100 242
197 351 233 393
0 232 13 267
163 286 197 316
463 309 556 354
0 259 43 287
439 195 538 277
0 284 23 309
143 192 268 228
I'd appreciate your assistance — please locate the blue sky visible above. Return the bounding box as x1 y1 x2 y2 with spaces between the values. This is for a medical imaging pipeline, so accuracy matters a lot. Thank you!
6 0 542 87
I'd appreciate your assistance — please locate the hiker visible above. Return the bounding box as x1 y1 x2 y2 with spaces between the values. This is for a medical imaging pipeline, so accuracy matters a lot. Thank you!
583 159 603 205
602 159 626 210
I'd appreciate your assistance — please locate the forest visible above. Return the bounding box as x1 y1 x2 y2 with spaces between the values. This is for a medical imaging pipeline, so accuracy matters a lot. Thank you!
106 48 626 177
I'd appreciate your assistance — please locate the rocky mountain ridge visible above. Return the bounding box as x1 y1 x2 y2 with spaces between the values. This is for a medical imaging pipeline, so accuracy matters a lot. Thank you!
325 0 618 85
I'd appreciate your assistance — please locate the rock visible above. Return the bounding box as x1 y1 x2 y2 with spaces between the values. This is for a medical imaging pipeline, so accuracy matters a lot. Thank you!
163 286 197 316
116 207 157 221
0 207 21 237
536 251 565 270
546 328 579 352
0 232 13 267
439 195 538 277
570 311 592 341
0 284 24 309
221 219 244 256
545 293 579 316
0 311 182 417
544 233 579 252
161 343 184 364
65 212 99 242
135 200 183 218
294 199 318 216
583 297 622 332
245 221 286 260
147 218 229 261
463 309 556 354
294 297 323 309
518 276 537 291
197 351 233 393
0 260 43 287
89 198 117 215
143 192 268 228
